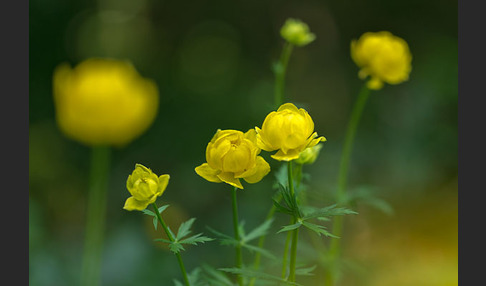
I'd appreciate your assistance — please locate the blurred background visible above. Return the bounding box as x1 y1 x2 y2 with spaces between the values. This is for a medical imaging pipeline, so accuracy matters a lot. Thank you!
29 0 457 285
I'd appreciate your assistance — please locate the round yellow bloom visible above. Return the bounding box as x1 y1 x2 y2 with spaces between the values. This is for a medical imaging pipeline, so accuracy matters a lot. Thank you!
256 103 326 161
53 58 159 146
195 129 271 189
351 31 412 90
124 164 170 211
294 143 323 165
280 18 315 47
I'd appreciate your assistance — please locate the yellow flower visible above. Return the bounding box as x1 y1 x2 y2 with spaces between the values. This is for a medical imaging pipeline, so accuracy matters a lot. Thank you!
124 164 170 211
294 143 323 165
351 31 412 90
195 129 270 189
280 18 315 46
53 58 159 146
256 103 326 161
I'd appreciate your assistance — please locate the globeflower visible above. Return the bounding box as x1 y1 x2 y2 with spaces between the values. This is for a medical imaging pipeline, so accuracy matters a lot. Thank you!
53 58 159 146
195 129 271 189
280 18 315 47
351 31 412 90
256 103 326 161
294 143 323 165
124 164 170 211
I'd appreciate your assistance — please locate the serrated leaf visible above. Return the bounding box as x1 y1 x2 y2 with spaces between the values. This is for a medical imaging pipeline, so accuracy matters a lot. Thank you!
152 216 158 230
303 204 357 220
176 218 196 240
158 204 170 214
301 221 338 238
242 219 274 243
277 221 302 233
154 238 172 244
201 264 234 286
295 265 317 276
168 241 185 254
142 209 155 217
219 267 301 286
241 243 276 260
180 233 214 245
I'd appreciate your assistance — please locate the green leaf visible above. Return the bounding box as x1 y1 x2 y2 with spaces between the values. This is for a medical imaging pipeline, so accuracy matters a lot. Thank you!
142 209 155 217
303 204 357 220
301 221 338 238
277 221 302 233
242 219 274 243
176 218 196 240
219 267 301 285
158 204 170 214
241 243 276 260
180 233 214 246
153 238 172 244
168 241 185 254
152 216 158 230
201 264 234 286
295 265 317 276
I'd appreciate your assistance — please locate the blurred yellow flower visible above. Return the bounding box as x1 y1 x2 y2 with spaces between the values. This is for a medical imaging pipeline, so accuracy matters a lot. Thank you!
294 143 323 165
195 129 270 189
53 58 159 146
124 164 169 211
256 103 326 161
351 31 412 90
280 18 315 47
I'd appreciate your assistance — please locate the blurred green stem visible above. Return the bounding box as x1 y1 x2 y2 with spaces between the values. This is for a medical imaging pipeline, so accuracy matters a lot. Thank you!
287 160 299 283
325 84 371 285
151 203 191 286
80 146 111 286
232 187 244 286
274 42 294 108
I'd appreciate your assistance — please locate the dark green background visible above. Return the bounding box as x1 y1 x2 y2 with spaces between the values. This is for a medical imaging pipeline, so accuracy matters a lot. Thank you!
29 0 457 285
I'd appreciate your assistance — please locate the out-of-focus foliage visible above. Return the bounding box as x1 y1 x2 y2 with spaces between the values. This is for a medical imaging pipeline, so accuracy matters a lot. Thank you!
29 0 457 285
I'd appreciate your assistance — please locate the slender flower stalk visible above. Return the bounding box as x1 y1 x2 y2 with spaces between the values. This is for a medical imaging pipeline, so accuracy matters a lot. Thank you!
231 187 244 286
286 160 299 283
325 84 371 285
80 146 111 286
274 42 294 108
151 203 191 286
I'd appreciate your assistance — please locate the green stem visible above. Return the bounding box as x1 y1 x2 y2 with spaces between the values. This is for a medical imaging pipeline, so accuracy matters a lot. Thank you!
281 219 293 279
249 194 281 286
151 203 191 286
325 84 371 285
287 160 299 283
274 42 294 108
232 187 244 286
81 146 111 286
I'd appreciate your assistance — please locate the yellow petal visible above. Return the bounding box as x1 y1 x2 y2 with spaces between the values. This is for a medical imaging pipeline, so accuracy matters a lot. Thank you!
243 156 271 184
195 163 222 183
271 149 301 161
123 196 150 211
157 174 170 196
217 172 244 189
277 102 299 112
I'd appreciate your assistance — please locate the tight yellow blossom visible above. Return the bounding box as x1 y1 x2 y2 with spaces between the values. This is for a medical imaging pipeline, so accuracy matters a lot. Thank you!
53 58 159 146
256 103 326 161
295 143 323 165
351 31 412 90
195 129 270 189
280 18 315 46
124 164 169 211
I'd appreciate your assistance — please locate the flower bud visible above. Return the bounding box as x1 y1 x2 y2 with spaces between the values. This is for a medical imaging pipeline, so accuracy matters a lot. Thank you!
195 129 270 189
53 58 159 146
351 31 412 90
124 164 170 211
280 18 315 46
295 143 323 165
256 103 326 161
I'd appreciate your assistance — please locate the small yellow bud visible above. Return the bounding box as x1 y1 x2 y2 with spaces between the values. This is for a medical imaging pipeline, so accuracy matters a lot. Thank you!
195 129 271 189
351 31 412 90
255 103 326 161
53 58 159 146
295 143 323 165
280 18 315 47
124 164 170 211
